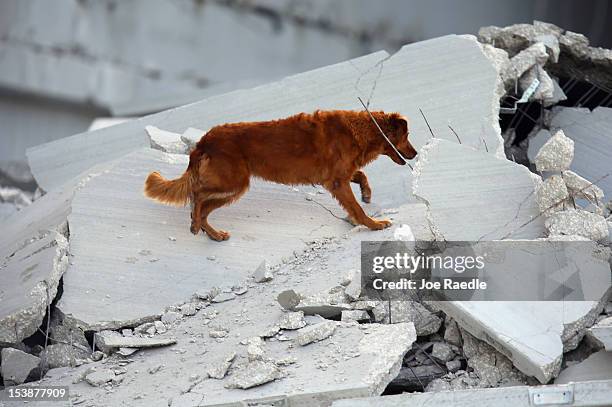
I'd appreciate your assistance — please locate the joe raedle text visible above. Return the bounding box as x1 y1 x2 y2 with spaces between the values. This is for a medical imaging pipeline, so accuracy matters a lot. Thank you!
372 277 487 291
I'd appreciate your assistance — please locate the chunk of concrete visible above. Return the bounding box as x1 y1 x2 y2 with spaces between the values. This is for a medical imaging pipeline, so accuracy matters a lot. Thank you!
413 139 545 240
145 125 189 154
278 311 306 330
587 316 612 351
94 332 176 351
534 130 574 172
385 301 442 336
296 321 337 346
550 107 612 198
0 348 40 386
527 129 552 163
85 369 116 387
0 231 68 343
507 43 549 81
341 310 369 322
431 342 455 363
555 351 612 384
225 360 281 389
40 343 90 369
536 174 570 215
562 170 605 205
253 260 272 283
56 148 351 330
207 352 236 379
545 209 609 241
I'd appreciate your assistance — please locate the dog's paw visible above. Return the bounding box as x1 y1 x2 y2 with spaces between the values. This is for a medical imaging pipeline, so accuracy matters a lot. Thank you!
190 224 200 235
207 229 231 241
361 195 371 203
373 219 392 230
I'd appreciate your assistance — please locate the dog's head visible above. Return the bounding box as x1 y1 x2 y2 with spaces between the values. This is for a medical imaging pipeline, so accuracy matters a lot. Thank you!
382 113 417 165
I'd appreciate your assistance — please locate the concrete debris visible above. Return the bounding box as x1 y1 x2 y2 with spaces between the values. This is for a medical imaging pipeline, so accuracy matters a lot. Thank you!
545 209 609 241
424 370 482 392
207 352 236 379
0 186 32 208
180 303 198 317
562 170 605 205
296 321 337 346
555 351 612 384
527 129 551 163
383 302 442 336
413 139 544 240
478 21 563 57
180 127 206 150
94 332 176 351
0 230 69 344
587 316 612 351
293 289 353 318
344 269 362 300
40 343 90 369
393 224 415 241
507 43 549 82
211 292 236 303
534 130 574 172
225 360 281 389
247 337 266 361
461 329 531 387
431 342 455 363
277 289 301 311
85 369 116 387
278 311 306 330
518 65 554 104
389 364 445 390
536 174 570 215
144 125 189 154
550 107 612 198
253 260 273 283
341 310 369 322
443 317 462 347
0 348 40 386
446 359 462 373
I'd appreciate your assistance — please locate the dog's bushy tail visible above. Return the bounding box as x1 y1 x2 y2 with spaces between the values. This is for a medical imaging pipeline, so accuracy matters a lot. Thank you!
144 171 191 206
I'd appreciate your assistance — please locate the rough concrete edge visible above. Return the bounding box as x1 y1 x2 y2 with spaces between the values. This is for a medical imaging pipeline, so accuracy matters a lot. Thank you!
437 302 560 384
0 225 69 344
358 322 417 395
561 287 612 352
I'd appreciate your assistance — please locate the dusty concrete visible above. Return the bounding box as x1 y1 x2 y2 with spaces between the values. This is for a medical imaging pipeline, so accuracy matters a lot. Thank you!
534 129 574 172
555 351 612 384
545 209 609 241
588 316 612 351
413 139 544 240
536 174 569 214
0 347 40 386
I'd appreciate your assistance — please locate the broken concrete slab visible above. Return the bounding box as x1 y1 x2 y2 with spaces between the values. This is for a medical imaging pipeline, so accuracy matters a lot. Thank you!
0 347 40 386
145 125 188 154
555 351 612 384
40 343 91 369
207 352 236 379
93 333 177 351
545 209 609 241
341 310 369 322
534 129 574 172
478 21 563 58
225 360 281 389
383 301 442 336
253 260 273 283
413 139 545 240
278 311 306 330
527 129 552 163
536 174 569 214
296 321 337 346
0 230 68 344
562 170 605 205
588 316 612 351
333 379 612 406
85 369 116 387
56 148 352 330
28 35 503 211
550 107 612 199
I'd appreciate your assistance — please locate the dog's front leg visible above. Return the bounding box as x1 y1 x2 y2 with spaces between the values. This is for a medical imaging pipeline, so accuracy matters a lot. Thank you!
190 197 204 235
325 180 391 230
351 170 372 203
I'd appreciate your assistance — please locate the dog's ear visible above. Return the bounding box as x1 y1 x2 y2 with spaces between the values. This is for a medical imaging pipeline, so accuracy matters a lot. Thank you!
391 114 409 135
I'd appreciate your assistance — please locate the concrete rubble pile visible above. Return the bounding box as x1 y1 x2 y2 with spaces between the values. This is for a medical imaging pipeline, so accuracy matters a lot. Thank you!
1 22 611 406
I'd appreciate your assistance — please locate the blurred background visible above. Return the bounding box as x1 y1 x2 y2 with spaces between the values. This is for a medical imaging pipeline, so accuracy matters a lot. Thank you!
1 0 611 167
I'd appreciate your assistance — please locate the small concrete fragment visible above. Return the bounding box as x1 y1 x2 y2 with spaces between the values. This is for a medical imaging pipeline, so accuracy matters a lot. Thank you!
296 321 337 346
278 311 306 330
536 174 569 215
85 369 116 387
277 289 301 310
444 317 462 347
224 360 281 389
545 209 609 241
207 351 236 379
211 292 236 303
555 351 612 384
562 170 605 205
341 310 369 322
0 348 40 386
145 125 188 154
534 130 574 172
344 269 362 300
393 224 415 241
413 139 544 240
94 333 177 351
253 260 273 283
431 342 455 363
40 343 90 369
386 301 442 336
527 129 552 163
507 42 549 80
588 316 612 351
247 337 266 361
161 311 181 325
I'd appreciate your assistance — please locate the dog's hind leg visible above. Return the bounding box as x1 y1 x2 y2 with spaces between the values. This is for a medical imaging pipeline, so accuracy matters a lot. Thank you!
325 179 391 230
199 189 246 241
351 170 372 203
190 195 205 235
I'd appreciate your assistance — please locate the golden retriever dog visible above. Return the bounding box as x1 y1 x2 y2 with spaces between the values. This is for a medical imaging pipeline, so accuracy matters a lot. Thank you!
144 110 417 241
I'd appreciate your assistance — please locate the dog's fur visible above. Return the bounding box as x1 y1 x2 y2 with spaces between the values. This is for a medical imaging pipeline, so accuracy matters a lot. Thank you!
144 110 417 241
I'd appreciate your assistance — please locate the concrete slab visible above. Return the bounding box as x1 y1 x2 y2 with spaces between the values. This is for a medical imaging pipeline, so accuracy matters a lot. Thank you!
28 35 502 211
333 379 612 407
27 204 429 406
413 139 545 240
588 317 612 351
56 148 352 330
556 351 612 384
550 107 612 198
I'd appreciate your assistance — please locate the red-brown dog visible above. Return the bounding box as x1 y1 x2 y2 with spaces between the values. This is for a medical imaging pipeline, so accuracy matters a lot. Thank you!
144 110 417 241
